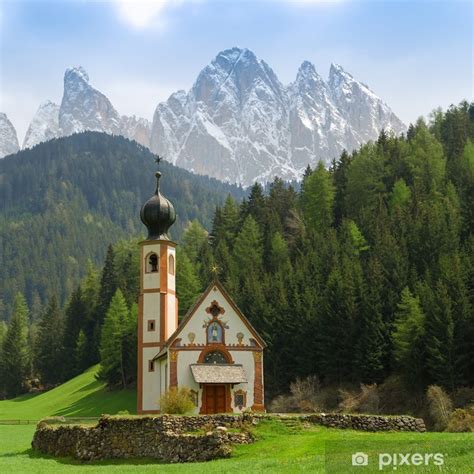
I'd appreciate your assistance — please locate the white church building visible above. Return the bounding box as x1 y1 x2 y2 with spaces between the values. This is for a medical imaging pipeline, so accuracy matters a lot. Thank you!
137 170 265 414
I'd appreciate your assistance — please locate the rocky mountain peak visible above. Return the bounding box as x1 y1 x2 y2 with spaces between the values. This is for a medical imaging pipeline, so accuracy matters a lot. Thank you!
64 66 90 85
0 113 20 158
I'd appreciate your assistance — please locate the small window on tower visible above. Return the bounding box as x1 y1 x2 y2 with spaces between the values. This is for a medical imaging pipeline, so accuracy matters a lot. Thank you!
148 320 155 331
169 254 175 275
148 360 155 372
146 253 158 273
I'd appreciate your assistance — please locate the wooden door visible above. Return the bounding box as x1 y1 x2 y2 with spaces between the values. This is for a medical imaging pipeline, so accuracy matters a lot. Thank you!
204 385 227 413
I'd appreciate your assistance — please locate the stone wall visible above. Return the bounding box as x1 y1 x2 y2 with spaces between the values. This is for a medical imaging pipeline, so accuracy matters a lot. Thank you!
302 413 426 432
32 412 426 463
32 415 253 462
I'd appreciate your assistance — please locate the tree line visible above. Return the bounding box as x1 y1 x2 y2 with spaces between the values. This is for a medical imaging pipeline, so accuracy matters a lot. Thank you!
1 101 473 404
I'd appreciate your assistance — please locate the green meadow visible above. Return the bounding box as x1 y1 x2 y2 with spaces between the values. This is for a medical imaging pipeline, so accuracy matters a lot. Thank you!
0 367 473 473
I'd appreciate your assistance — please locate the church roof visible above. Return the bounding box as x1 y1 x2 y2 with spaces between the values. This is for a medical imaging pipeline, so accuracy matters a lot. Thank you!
153 279 266 360
190 364 248 384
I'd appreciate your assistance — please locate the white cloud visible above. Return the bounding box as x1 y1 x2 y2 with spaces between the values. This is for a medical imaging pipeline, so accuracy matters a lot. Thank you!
114 0 177 30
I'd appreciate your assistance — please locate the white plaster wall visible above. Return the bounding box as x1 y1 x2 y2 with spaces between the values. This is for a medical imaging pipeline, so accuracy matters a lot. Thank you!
142 347 161 411
176 350 202 414
230 351 255 410
177 287 256 346
166 294 177 339
143 292 161 343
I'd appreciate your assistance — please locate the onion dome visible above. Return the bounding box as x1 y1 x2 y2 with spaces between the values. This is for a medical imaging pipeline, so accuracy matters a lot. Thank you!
140 171 176 240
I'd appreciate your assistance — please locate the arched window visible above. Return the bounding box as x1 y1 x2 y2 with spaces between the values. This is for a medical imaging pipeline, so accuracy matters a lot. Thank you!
204 350 228 364
168 254 175 275
146 253 158 273
207 321 223 344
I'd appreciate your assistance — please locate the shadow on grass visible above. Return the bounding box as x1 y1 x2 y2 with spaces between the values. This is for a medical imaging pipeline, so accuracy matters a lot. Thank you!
52 385 136 417
19 448 167 467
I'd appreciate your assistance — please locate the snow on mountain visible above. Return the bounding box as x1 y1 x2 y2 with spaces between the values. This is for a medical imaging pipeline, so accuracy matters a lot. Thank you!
0 113 20 158
59 66 122 136
120 115 151 149
22 67 151 149
23 101 60 149
151 48 406 185
6 49 405 183
151 48 292 184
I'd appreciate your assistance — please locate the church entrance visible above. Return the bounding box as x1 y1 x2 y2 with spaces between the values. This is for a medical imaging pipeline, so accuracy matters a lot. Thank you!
201 384 229 414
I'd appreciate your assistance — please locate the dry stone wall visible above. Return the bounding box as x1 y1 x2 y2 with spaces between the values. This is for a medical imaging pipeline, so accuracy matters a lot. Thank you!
32 412 426 463
32 415 253 462
302 413 426 432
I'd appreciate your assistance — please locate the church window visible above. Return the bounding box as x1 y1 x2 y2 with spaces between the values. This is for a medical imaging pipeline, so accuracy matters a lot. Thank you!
207 321 223 344
168 254 175 275
146 253 158 273
148 360 155 372
147 320 155 331
204 350 228 364
234 390 246 409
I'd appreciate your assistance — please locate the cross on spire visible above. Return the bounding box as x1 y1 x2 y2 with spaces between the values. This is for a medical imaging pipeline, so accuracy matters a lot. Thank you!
154 154 163 169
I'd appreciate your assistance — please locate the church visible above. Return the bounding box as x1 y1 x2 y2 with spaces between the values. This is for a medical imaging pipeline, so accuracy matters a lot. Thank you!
137 170 265 414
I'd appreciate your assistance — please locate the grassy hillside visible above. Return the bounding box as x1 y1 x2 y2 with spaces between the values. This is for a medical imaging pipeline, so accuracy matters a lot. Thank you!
0 366 135 420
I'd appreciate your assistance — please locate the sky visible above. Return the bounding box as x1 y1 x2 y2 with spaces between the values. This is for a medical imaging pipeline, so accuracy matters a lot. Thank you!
0 0 472 143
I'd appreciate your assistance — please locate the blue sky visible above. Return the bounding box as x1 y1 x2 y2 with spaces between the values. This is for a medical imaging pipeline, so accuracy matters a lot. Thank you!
0 0 472 142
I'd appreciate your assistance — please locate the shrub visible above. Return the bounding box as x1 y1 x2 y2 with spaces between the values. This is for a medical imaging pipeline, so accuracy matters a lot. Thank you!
339 384 380 414
159 387 195 414
446 406 474 432
268 394 299 413
427 385 453 431
269 376 340 413
290 376 323 413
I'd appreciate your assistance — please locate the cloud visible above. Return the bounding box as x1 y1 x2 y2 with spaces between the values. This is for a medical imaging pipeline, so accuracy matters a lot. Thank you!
114 0 178 30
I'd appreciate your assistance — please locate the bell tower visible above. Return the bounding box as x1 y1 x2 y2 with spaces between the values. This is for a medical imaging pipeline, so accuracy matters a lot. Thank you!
138 168 178 414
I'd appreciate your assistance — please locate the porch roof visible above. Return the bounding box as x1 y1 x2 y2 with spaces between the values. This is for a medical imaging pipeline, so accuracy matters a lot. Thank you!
190 363 248 384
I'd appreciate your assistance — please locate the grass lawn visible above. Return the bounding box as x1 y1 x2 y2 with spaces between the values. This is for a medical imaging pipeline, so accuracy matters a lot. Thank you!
1 367 473 472
1 421 473 473
0 366 136 421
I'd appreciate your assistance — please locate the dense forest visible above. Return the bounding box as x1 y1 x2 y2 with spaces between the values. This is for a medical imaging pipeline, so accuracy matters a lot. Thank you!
1 102 473 417
0 132 244 317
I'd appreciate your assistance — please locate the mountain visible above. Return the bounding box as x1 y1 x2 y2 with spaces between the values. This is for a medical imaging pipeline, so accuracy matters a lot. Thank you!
151 48 405 185
22 67 151 150
0 113 20 158
0 131 245 315
6 48 405 183
23 101 60 149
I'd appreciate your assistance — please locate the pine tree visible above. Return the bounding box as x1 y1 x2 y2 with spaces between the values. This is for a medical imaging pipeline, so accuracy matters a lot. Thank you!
97 289 130 388
62 286 88 379
423 282 456 389
176 249 201 318
392 287 426 387
318 266 356 384
91 244 119 362
300 161 335 233
75 330 88 374
34 296 65 385
182 220 208 266
233 215 263 276
1 293 30 397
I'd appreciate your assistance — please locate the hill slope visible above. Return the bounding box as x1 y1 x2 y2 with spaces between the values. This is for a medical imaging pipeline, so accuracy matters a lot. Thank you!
0 132 245 314
0 365 136 420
